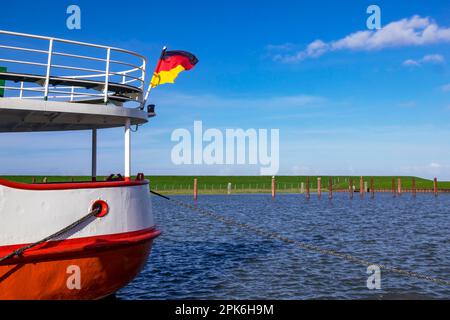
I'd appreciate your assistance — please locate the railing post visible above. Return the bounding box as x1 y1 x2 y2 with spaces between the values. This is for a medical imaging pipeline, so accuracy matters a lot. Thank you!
70 86 75 102
104 47 111 104
44 38 54 101
19 81 24 99
140 59 146 107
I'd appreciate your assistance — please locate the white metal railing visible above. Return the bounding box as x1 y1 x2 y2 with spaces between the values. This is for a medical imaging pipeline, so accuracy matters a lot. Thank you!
0 30 147 107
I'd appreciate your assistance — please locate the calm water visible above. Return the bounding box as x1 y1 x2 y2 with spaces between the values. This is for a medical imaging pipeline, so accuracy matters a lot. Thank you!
117 193 450 299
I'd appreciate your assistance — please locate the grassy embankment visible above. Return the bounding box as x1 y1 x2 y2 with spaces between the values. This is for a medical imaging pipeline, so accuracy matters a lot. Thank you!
1 175 449 195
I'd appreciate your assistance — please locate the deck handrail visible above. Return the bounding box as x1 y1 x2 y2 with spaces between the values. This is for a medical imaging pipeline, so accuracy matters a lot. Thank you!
0 30 147 107
0 30 147 60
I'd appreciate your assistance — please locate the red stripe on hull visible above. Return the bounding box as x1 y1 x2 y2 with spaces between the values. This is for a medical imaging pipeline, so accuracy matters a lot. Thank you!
0 178 149 191
0 228 161 300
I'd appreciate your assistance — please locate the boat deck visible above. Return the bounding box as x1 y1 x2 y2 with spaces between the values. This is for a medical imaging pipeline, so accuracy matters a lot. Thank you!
0 98 149 132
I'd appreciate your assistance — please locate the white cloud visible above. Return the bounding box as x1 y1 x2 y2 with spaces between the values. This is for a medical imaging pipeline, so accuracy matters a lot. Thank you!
271 15 450 63
397 101 417 108
291 165 316 175
429 162 441 168
403 53 445 67
274 40 329 63
266 43 295 51
402 59 421 67
399 162 449 179
441 83 450 92
422 54 445 63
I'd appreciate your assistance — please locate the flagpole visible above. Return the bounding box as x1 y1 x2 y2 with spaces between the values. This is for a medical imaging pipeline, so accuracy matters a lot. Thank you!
142 46 167 108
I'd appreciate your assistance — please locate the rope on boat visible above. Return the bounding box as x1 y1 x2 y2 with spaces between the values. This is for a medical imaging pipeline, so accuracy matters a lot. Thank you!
150 190 450 288
0 207 100 264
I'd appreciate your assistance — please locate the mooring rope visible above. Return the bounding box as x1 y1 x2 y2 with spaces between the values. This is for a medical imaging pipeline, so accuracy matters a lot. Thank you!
150 190 450 288
0 207 100 264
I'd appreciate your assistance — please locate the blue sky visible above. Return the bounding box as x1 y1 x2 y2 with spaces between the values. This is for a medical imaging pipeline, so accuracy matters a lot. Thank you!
1 0 450 178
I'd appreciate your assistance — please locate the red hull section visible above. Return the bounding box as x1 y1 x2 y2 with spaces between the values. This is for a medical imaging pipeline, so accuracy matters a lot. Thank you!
0 228 160 300
0 177 148 190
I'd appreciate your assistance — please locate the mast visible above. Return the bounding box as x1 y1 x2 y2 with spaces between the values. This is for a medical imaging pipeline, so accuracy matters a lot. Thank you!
124 118 131 181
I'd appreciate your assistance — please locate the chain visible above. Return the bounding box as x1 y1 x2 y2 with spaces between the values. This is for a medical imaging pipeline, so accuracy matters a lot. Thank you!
150 190 450 288
0 207 100 264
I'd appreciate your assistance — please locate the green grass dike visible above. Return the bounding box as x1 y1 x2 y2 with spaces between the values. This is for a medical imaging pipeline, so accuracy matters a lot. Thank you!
1 175 449 195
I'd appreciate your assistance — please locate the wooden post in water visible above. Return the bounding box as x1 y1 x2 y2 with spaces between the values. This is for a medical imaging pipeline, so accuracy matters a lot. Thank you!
412 177 416 198
433 177 438 197
370 177 374 199
306 177 310 200
328 177 333 199
317 177 321 199
359 176 364 198
349 177 353 199
193 178 198 201
392 178 396 197
271 176 276 198
397 178 402 195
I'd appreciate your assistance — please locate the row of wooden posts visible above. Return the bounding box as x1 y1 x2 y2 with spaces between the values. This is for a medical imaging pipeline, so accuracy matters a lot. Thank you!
192 177 440 200
273 176 440 199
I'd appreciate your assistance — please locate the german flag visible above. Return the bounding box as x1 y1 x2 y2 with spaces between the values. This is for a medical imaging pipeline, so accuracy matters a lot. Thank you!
150 49 198 88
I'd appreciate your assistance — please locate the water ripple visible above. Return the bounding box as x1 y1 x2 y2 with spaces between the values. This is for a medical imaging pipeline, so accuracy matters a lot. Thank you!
118 193 450 299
